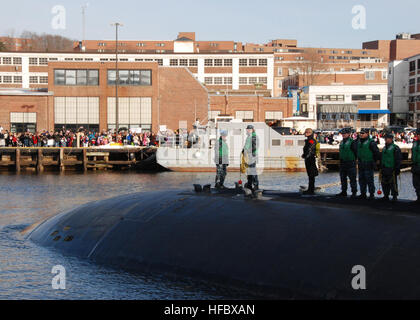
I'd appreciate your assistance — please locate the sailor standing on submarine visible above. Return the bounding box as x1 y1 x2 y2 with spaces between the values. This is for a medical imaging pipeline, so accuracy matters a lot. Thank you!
357 128 381 200
214 130 229 189
301 128 319 195
337 128 358 198
412 128 420 203
380 133 402 202
242 125 259 192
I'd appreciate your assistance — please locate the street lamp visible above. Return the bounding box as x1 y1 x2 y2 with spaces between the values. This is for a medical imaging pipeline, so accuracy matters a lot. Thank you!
111 22 123 137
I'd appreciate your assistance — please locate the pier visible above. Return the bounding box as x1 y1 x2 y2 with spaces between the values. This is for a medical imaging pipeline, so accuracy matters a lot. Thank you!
0 145 414 173
0 147 157 172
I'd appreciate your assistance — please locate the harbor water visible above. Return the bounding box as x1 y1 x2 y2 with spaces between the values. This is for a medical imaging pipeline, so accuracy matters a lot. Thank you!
0 171 417 300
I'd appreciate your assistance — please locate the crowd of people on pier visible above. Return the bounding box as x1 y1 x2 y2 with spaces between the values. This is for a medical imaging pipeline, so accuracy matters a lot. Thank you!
0 127 157 148
316 130 417 145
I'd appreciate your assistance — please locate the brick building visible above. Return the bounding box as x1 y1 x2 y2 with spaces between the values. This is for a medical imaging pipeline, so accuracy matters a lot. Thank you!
407 54 420 127
3 31 418 132
0 61 210 133
0 37 33 52
0 89 52 132
363 33 420 61
388 54 420 127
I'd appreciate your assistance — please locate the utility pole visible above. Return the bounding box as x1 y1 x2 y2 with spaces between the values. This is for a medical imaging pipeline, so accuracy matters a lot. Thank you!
111 22 123 135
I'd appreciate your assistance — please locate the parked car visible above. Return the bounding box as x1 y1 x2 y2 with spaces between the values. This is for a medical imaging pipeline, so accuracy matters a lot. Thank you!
384 126 405 134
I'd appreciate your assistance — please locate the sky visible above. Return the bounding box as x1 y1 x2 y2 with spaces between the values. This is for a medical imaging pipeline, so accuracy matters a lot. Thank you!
0 0 419 49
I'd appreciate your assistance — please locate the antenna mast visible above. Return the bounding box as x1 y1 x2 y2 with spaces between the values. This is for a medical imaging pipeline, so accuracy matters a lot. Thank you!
81 3 89 43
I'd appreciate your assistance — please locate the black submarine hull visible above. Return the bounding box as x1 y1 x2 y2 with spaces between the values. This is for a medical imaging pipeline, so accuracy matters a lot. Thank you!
29 190 420 299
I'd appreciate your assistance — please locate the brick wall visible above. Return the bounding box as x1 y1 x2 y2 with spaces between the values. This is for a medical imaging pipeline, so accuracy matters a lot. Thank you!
158 67 209 130
48 61 158 131
0 95 51 131
209 95 292 121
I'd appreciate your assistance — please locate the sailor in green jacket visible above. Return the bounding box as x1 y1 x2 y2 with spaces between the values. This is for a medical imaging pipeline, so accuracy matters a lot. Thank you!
214 130 229 189
337 128 358 198
380 133 402 201
243 125 259 192
412 128 420 203
357 128 381 200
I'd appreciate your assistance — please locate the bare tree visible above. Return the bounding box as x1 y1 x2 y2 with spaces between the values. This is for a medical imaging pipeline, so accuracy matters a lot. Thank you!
0 41 6 52
1 29 16 50
299 48 326 87
19 31 75 52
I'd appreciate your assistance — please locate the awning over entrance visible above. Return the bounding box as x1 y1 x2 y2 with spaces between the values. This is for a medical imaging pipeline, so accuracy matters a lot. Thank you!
358 110 391 114
318 104 358 113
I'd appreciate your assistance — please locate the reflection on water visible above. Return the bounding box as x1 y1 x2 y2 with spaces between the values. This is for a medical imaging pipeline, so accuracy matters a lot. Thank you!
0 171 416 299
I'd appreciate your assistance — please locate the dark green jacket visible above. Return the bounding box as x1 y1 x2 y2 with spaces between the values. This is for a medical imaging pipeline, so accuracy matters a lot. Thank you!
413 140 420 166
243 132 259 165
214 138 229 165
381 143 402 170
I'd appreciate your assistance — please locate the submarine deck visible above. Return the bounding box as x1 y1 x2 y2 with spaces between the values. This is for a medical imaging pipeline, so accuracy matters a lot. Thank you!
188 187 420 216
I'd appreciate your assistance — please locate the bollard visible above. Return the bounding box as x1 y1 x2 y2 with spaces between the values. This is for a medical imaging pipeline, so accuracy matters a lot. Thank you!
37 149 44 173
15 149 21 173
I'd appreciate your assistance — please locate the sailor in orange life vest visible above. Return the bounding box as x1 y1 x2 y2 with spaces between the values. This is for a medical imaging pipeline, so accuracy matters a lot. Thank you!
301 128 319 195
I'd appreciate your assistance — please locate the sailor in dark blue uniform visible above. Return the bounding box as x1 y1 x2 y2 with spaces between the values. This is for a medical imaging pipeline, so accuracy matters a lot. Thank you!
302 128 319 195
380 133 402 201
357 128 381 200
411 128 420 203
337 128 358 198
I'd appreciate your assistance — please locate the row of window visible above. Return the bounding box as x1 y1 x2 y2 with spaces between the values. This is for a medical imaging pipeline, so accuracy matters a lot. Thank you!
0 57 22 65
239 59 267 67
408 96 420 103
409 77 420 85
210 110 283 122
29 57 49 65
10 112 37 133
352 94 381 101
107 70 152 86
0 75 22 84
318 113 380 121
239 77 268 85
204 59 233 67
316 95 345 102
29 76 49 84
54 97 153 127
98 42 167 47
316 95 381 102
364 71 387 80
409 59 420 72
203 77 268 85
0 56 271 67
204 77 233 85
170 59 198 67
54 69 99 86
53 69 152 86
107 97 152 126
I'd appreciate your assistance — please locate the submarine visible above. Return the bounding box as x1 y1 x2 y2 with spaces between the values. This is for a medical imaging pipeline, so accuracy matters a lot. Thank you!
29 187 420 299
